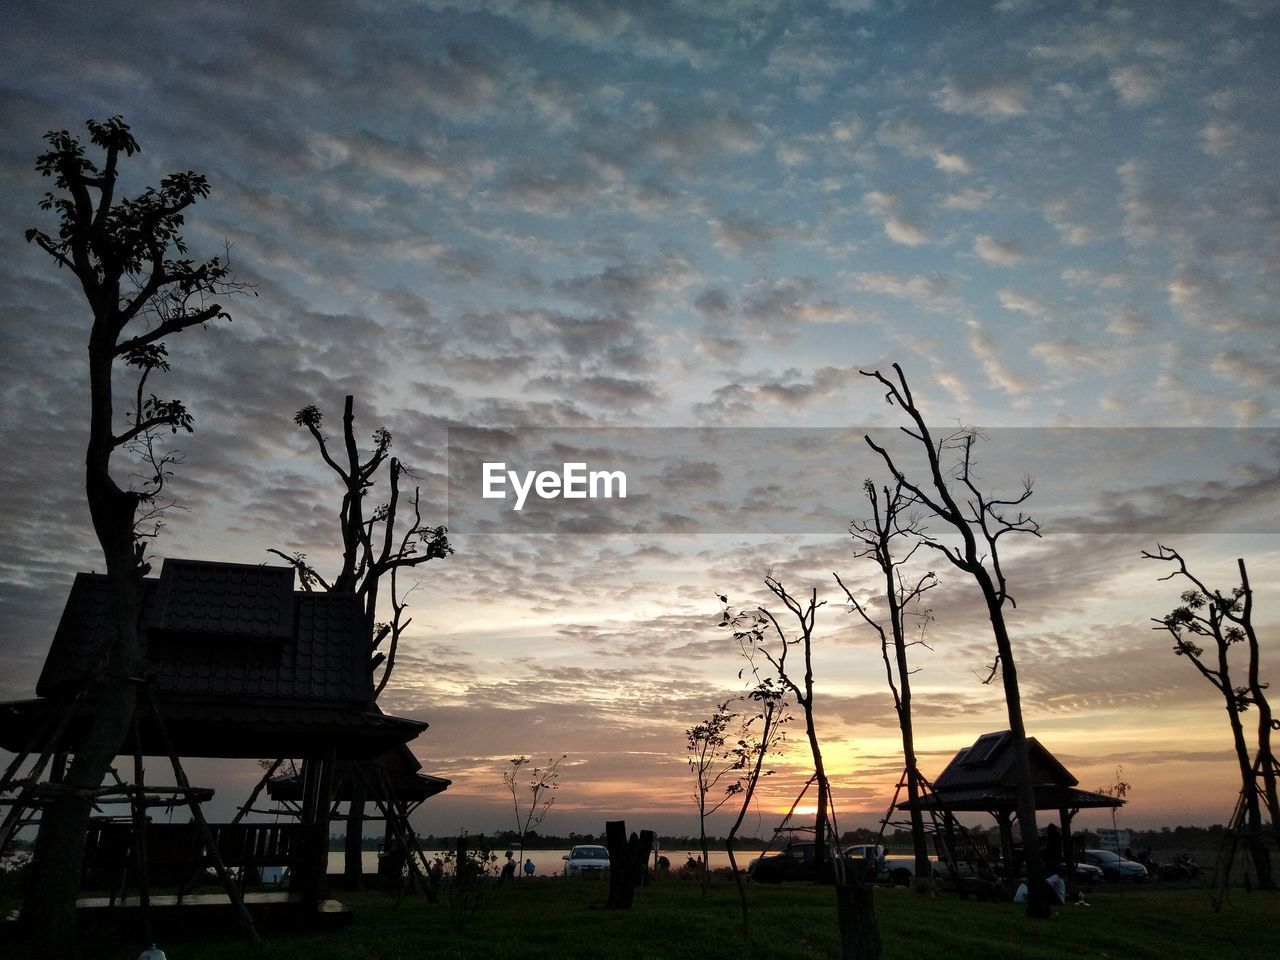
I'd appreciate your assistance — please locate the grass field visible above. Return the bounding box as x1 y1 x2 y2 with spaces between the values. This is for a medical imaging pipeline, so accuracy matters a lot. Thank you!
51 876 1279 960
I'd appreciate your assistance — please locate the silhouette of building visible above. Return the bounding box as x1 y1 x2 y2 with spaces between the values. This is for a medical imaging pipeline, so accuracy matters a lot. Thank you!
896 730 1122 875
0 558 448 934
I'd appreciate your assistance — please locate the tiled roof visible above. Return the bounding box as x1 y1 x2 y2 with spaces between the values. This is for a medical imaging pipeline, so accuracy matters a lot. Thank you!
36 559 368 704
0 694 426 759
933 730 1077 790
266 740 452 801
151 559 295 642
891 731 1120 814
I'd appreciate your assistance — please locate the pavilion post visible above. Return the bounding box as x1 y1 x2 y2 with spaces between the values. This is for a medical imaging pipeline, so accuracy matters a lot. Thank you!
1059 808 1078 901
297 751 336 907
995 810 1015 879
129 719 152 944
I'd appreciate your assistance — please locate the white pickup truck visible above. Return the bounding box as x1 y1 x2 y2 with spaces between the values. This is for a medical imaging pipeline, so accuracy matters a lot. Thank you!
750 842 974 885
843 844 979 885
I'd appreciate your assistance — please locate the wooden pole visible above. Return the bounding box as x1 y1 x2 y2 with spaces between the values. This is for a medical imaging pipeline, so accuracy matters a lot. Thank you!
142 686 261 947
231 759 283 826
368 763 435 898
298 750 336 908
0 685 91 856
130 719 152 944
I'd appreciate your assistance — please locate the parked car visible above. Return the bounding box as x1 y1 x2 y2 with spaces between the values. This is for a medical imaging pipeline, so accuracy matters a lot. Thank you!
562 844 610 877
1081 849 1148 883
748 841 819 883
748 842 884 884
1073 860 1105 885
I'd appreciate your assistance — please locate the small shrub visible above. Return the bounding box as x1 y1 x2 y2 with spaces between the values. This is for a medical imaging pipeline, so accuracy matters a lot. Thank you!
441 839 499 931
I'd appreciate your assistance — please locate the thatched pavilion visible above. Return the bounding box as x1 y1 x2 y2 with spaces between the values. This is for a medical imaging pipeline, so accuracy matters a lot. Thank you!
896 730 1123 876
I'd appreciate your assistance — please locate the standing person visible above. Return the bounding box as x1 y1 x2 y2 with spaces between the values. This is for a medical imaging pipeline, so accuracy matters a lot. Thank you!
1044 823 1063 867
524 858 536 877
501 850 517 881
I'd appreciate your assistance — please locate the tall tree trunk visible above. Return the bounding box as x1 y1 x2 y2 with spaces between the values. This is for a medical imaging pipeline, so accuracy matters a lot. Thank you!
981 579 1048 918
23 347 146 954
887 588 930 879
698 797 711 897
1221 639 1274 889
1238 560 1280 835
23 594 141 950
897 695 930 880
804 713 830 878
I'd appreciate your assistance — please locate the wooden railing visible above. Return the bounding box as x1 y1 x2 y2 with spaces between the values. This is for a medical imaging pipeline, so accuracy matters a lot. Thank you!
83 819 305 899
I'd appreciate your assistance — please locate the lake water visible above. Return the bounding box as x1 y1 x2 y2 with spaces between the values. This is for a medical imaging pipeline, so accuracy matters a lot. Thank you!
328 846 748 878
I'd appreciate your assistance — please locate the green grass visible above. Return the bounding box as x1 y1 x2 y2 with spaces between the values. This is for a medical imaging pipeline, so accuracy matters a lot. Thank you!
63 879 1280 960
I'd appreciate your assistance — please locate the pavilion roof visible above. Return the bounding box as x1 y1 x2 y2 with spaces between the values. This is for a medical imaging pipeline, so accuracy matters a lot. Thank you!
0 559 431 761
266 743 452 803
896 731 1124 814
38 559 368 704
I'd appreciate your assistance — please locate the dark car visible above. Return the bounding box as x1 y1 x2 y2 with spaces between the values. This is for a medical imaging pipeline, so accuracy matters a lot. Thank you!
750 842 817 883
1081 849 1148 883
748 842 880 884
1073 860 1105 885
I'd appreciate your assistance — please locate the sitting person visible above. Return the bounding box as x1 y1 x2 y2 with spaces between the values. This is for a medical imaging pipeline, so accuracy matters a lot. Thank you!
1013 867 1065 906
1045 867 1066 905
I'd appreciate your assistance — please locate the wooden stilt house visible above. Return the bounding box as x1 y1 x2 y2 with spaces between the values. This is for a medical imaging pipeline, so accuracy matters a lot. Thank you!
0 558 447 937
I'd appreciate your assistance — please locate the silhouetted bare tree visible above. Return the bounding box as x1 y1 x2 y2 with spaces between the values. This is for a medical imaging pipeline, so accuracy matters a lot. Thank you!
22 116 244 951
1095 765 1131 839
713 612 790 934
269 395 451 884
723 578 881 957
724 682 787 931
686 700 742 894
271 396 451 695
1145 545 1276 889
736 578 833 868
861 363 1050 918
503 755 564 873
836 478 937 886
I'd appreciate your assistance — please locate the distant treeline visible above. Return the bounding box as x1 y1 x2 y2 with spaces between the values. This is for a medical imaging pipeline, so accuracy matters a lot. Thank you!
2 824 1235 857
326 830 780 852
326 824 1236 853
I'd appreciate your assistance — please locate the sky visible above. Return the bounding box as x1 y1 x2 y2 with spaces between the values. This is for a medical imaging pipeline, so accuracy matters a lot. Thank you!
1 0 1278 842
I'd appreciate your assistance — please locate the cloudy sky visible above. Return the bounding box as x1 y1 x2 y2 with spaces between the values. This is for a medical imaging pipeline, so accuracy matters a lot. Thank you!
2 0 1278 839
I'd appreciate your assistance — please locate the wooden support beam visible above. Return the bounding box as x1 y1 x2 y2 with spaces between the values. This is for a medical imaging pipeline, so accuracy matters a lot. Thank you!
142 686 262 947
130 719 152 944
0 684 92 857
230 759 282 827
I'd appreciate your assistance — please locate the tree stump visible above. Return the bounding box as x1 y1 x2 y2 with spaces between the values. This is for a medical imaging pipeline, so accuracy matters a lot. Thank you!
605 820 633 908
